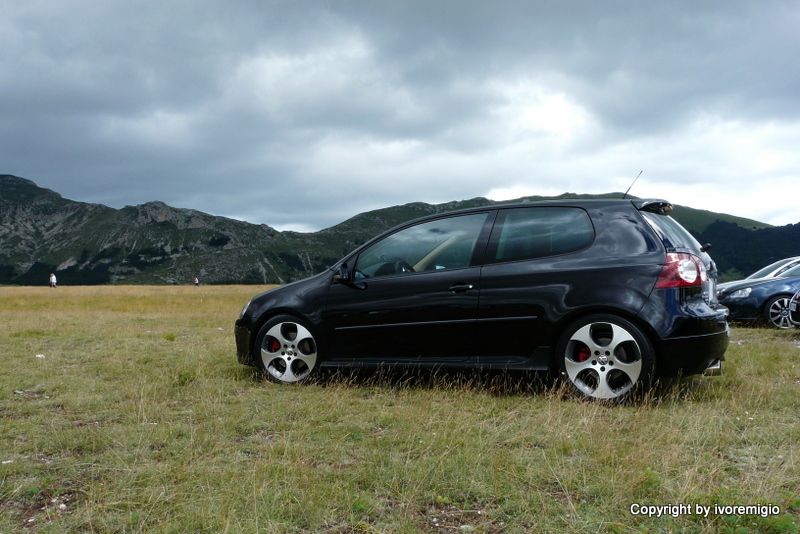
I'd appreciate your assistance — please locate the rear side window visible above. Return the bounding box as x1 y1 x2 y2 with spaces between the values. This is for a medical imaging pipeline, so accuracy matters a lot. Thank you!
489 207 594 263
641 212 702 251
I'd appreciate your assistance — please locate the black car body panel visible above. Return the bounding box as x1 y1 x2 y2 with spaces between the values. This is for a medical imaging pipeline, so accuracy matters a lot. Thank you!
235 199 729 380
236 272 330 365
325 265 483 361
475 202 666 367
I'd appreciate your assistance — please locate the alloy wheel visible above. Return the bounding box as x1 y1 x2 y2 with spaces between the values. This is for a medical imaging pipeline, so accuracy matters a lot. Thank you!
260 321 318 383
767 297 793 329
564 322 643 400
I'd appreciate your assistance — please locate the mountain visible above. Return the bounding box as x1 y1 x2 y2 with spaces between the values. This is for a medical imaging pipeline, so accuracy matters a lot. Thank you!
1 175 294 284
0 174 794 285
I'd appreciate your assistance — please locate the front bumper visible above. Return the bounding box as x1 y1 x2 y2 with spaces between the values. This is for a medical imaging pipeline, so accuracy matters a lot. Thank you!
234 320 255 366
718 296 760 322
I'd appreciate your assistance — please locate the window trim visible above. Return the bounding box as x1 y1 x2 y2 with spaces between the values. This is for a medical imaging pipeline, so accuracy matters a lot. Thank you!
483 206 596 265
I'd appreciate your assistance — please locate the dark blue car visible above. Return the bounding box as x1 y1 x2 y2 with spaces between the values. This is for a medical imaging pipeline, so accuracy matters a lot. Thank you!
717 267 800 329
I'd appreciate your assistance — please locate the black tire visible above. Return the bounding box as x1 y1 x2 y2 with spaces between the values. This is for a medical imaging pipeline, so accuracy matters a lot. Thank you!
556 314 655 401
762 296 794 329
254 314 319 384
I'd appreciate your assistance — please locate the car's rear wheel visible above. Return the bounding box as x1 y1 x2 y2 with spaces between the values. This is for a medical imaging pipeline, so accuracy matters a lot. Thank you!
764 296 794 329
557 315 655 401
255 315 318 384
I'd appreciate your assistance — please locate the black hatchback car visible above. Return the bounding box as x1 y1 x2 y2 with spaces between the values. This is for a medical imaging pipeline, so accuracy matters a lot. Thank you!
235 199 729 401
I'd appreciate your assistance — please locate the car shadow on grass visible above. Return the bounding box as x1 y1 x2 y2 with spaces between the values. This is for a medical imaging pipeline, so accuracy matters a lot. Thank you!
315 366 560 397
245 364 722 404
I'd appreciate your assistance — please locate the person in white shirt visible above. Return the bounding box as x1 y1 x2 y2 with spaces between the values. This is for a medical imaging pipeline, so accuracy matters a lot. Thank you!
49 273 57 288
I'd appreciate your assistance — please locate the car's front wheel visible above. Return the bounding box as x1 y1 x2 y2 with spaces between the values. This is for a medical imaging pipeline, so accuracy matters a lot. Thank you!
764 296 794 329
255 315 318 384
557 315 655 401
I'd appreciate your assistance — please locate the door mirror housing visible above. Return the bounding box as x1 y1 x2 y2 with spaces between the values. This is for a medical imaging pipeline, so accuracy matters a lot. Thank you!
333 262 351 283
333 262 367 289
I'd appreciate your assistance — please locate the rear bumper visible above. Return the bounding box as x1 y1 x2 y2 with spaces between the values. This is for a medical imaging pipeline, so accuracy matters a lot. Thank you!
234 320 256 366
703 358 723 376
656 320 730 376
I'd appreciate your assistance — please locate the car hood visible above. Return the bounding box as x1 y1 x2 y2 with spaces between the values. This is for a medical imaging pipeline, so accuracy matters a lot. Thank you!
251 270 330 303
717 277 774 292
242 269 332 326
718 276 800 296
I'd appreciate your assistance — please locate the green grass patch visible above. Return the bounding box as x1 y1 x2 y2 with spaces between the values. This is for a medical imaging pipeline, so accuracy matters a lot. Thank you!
1 285 798 532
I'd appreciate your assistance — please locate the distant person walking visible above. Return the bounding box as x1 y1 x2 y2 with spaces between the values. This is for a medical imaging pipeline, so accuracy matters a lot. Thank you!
193 276 200 287
49 273 57 288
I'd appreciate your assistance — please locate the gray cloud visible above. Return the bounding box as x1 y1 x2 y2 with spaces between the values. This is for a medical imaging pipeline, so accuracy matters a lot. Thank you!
2 0 798 230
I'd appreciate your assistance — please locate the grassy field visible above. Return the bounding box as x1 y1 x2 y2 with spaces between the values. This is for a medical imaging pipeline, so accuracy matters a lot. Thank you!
1 285 798 533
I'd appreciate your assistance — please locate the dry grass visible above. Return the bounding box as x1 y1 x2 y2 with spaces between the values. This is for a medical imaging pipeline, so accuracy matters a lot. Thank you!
1 285 798 533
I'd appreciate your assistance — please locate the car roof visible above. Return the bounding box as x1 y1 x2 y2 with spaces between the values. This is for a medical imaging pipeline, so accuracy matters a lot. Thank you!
402 197 661 221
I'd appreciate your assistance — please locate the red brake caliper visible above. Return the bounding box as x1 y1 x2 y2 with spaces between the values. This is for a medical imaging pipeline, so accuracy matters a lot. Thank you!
268 338 281 352
576 345 590 362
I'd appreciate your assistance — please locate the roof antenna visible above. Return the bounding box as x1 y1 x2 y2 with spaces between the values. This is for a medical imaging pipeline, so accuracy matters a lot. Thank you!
622 170 643 199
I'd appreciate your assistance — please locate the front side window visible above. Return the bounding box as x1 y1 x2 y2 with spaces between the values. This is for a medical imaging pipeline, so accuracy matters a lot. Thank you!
355 213 488 279
490 207 594 263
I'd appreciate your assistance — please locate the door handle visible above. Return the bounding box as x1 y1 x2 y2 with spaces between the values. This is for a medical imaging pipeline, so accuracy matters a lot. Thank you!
448 283 475 293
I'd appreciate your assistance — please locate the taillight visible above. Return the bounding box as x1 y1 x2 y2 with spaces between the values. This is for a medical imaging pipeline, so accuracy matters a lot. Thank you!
655 253 706 288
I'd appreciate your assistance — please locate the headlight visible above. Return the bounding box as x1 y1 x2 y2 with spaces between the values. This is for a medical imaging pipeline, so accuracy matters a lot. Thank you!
727 288 752 299
239 300 252 319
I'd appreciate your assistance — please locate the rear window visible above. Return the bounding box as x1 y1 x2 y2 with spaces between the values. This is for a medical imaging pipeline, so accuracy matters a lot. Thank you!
489 207 594 263
641 212 702 252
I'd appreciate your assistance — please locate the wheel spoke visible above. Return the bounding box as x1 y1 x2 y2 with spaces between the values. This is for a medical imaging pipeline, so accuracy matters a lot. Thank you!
294 324 314 347
266 323 292 345
612 358 642 383
569 325 598 352
607 324 636 352
593 371 616 400
564 357 593 381
269 357 297 382
292 347 317 371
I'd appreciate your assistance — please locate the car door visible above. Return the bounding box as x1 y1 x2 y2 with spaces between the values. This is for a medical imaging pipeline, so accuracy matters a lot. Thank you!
477 206 596 367
324 211 494 363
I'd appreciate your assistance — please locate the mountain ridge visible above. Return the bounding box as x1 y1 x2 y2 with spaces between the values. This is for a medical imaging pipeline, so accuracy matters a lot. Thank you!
0 174 794 285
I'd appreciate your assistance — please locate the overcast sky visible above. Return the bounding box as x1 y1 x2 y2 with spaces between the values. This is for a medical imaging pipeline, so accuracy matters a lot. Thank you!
2 1 799 232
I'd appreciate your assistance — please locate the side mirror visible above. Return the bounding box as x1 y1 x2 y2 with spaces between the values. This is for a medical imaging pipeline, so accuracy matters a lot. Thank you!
333 262 351 283
333 262 367 289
